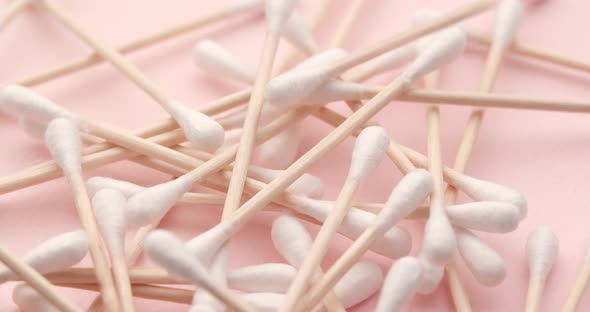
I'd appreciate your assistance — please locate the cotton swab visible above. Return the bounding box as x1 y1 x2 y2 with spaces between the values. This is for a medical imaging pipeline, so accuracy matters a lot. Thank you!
525 226 558 312
40 0 226 152
280 126 390 311
13 283 58 312
375 257 423 312
228 263 296 293
193 40 255 84
0 0 35 30
271 214 346 311
446 201 520 233
43 118 121 310
299 169 434 310
92 189 134 312
144 230 256 312
222 0 297 220
0 245 82 312
455 228 506 286
191 248 228 312
562 237 590 311
417 256 444 294
282 10 319 55
333 261 383 308
0 231 88 283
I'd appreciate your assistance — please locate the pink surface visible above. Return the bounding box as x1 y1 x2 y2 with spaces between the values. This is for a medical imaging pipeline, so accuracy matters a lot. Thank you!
0 0 588 311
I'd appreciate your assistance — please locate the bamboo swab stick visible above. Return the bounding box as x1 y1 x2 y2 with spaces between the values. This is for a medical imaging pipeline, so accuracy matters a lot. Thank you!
58 283 194 305
0 0 34 29
0 244 82 312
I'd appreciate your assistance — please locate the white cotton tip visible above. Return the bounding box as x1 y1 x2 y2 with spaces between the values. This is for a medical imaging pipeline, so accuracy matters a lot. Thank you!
239 293 284 312
304 80 372 105
401 26 466 83
230 0 265 12
455 228 506 286
376 257 422 312
44 118 82 174
165 101 224 152
251 167 324 199
185 222 235 264
144 230 210 284
256 124 300 169
349 44 418 81
265 0 296 33
86 176 144 198
348 126 390 180
374 169 434 233
494 0 525 50
271 214 312 267
421 208 456 266
416 256 444 294
0 231 88 283
228 263 295 293
412 8 442 26
282 10 318 55
12 283 58 312
0 85 72 122
125 176 194 228
266 51 347 109
448 174 527 219
446 201 520 233
191 249 228 312
92 189 127 254
294 197 411 258
19 118 47 139
293 49 348 71
335 261 383 308
527 226 558 277
193 40 255 84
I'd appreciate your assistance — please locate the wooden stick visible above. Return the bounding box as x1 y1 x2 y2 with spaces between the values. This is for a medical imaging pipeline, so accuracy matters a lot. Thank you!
280 178 361 312
60 283 193 304
525 275 546 312
20 4 258 87
0 0 33 29
110 254 134 312
0 245 82 312
562 262 590 311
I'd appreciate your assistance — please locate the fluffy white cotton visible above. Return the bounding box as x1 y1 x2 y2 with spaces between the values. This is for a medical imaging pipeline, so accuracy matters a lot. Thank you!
92 189 127 255
271 214 312 267
165 100 224 152
251 167 324 198
125 175 194 228
282 10 318 55
304 80 373 105
350 45 418 81
185 221 236 264
376 257 422 312
348 126 390 180
192 248 228 312
144 230 210 284
44 118 82 174
193 41 255 84
230 0 265 12
448 174 527 219
256 124 300 169
228 263 295 293
446 201 520 233
293 49 348 71
334 261 383 308
494 0 525 50
416 255 444 294
293 197 411 258
0 85 72 122
374 169 434 232
12 283 58 312
265 0 296 33
401 26 466 83
266 50 347 108
19 118 47 139
527 226 558 277
456 228 506 286
239 293 284 312
0 231 88 283
86 176 144 198
421 207 456 265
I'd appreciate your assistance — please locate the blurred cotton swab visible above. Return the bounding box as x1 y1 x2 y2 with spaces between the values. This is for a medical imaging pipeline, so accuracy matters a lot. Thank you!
333 261 383 308
144 230 256 312
455 228 506 286
375 257 422 312
92 189 134 312
525 226 558 312
300 169 433 310
562 236 590 311
43 118 120 311
193 40 255 84
282 10 319 55
13 283 58 312
228 263 296 293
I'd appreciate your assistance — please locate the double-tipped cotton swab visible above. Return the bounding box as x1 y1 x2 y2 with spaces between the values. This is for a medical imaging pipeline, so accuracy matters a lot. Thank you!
43 118 120 310
280 126 390 311
525 226 558 312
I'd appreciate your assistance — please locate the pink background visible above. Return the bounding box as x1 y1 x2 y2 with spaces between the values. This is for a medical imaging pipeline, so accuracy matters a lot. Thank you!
0 0 588 311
